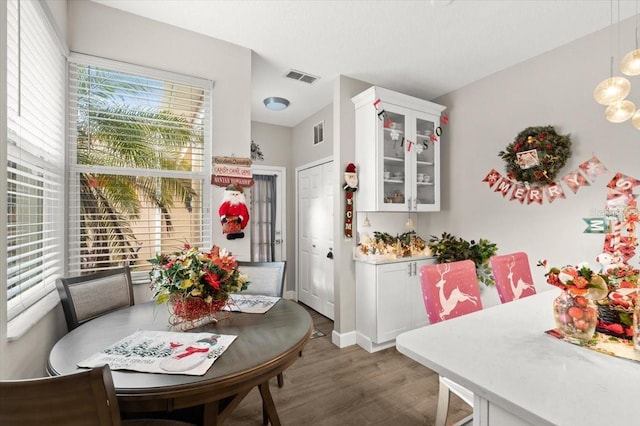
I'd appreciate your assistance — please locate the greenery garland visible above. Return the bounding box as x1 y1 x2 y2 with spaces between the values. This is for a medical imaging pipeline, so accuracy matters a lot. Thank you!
498 125 571 185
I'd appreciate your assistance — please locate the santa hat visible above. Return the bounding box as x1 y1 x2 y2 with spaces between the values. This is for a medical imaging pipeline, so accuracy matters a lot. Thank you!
225 184 243 192
345 163 356 173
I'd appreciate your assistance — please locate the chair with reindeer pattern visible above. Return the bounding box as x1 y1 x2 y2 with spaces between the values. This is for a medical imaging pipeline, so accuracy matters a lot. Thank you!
490 252 537 304
420 259 483 426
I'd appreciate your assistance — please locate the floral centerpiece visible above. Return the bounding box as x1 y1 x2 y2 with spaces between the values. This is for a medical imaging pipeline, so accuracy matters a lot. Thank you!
538 261 608 342
149 244 249 329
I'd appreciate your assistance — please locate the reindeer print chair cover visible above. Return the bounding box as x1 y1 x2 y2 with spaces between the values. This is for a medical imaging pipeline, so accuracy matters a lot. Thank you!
420 259 483 324
490 252 536 304
419 259 482 426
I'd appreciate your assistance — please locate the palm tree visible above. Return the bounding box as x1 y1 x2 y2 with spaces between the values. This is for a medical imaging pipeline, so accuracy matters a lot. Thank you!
74 66 204 270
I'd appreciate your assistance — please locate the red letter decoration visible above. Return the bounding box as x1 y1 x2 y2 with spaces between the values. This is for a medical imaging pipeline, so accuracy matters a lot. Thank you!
545 183 566 203
494 177 514 197
607 172 640 194
527 187 544 205
561 170 589 194
510 184 529 204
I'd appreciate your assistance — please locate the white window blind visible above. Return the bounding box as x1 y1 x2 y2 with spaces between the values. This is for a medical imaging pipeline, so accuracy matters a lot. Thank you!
67 55 212 282
6 0 66 322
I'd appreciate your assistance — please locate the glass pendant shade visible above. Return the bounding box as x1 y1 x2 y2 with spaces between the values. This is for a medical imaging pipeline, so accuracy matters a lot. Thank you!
593 76 631 105
605 100 636 123
632 109 640 130
621 49 640 76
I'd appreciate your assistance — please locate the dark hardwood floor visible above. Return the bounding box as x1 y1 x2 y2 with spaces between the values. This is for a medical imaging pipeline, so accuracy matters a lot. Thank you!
225 303 472 425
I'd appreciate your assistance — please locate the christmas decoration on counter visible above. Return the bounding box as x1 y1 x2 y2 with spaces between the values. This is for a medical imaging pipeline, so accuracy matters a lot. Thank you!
355 231 431 260
250 140 264 161
498 125 572 185
427 232 498 287
211 156 254 187
219 185 249 240
343 163 358 238
482 156 607 205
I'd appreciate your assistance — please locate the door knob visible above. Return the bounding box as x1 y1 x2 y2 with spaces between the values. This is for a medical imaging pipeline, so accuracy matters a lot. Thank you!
327 250 333 259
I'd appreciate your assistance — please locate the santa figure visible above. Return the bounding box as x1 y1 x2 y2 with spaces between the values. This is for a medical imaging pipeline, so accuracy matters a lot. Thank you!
219 185 249 240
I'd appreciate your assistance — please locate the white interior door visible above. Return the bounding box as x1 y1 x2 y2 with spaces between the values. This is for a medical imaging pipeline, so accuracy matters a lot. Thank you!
297 160 334 319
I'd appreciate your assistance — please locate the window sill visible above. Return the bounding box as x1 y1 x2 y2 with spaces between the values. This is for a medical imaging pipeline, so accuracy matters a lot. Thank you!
7 292 60 341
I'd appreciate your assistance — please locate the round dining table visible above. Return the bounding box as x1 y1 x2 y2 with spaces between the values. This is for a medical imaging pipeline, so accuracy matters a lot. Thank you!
47 298 313 426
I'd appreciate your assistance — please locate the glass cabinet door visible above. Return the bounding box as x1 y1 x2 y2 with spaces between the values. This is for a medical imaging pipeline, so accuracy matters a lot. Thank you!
414 115 437 209
381 109 407 209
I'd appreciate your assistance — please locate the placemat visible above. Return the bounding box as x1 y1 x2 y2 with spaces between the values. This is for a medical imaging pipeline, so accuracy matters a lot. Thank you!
78 329 236 375
224 294 280 314
546 329 640 364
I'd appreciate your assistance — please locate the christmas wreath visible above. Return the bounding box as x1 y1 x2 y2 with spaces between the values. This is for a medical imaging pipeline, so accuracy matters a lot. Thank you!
498 125 571 185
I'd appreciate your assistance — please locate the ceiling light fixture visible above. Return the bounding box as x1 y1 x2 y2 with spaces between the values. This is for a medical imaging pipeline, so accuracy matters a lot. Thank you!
620 1 640 75
263 97 290 111
595 0 639 130
594 1 631 106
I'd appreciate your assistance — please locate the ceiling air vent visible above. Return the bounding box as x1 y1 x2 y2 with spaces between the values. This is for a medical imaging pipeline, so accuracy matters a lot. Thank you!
285 69 319 84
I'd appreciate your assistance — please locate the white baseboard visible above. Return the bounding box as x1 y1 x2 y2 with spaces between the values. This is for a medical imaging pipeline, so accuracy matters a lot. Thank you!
283 290 297 300
331 329 356 348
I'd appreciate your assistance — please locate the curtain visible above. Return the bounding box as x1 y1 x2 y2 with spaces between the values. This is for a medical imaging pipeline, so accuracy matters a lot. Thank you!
251 174 277 261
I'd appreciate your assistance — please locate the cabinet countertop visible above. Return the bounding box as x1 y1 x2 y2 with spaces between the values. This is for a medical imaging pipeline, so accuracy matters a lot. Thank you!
354 254 435 265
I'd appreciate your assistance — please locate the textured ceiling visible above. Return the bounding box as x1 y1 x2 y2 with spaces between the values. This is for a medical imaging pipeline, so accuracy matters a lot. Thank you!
91 0 639 127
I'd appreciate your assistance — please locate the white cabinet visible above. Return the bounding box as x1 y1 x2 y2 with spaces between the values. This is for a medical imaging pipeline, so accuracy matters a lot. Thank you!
352 86 446 212
355 257 434 353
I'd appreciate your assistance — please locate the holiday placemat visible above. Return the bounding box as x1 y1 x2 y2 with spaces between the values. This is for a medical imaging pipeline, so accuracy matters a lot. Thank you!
224 294 280 314
545 329 640 364
78 330 236 376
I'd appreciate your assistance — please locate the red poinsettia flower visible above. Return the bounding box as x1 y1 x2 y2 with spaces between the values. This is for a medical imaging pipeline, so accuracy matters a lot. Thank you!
538 132 548 141
163 259 175 270
204 271 221 290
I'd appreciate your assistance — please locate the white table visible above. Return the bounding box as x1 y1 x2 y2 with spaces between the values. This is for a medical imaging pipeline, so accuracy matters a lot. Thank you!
396 290 640 426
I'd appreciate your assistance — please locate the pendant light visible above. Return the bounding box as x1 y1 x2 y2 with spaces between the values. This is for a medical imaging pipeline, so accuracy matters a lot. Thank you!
632 109 640 129
605 99 636 122
620 1 640 76
594 0 632 105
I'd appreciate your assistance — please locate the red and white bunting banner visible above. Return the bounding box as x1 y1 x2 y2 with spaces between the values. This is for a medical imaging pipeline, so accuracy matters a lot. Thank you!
579 156 608 182
482 169 502 188
606 172 640 194
545 182 566 203
481 156 616 206
561 169 589 194
493 177 514 197
510 183 528 203
371 98 448 144
527 186 544 205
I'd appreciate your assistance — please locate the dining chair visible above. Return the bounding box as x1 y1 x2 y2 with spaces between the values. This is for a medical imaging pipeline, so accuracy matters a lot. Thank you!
235 260 287 425
0 364 194 426
236 261 286 298
489 252 536 304
56 265 135 332
420 260 482 426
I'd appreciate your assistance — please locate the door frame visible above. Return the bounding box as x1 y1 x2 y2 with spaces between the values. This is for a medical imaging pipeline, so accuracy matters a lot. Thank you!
295 156 333 304
250 165 286 263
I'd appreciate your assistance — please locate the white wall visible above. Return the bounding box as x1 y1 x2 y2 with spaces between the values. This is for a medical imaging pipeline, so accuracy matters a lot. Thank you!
420 14 640 307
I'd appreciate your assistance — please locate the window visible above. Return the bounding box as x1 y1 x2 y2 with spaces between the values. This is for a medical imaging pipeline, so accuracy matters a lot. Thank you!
67 55 212 282
5 0 66 324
